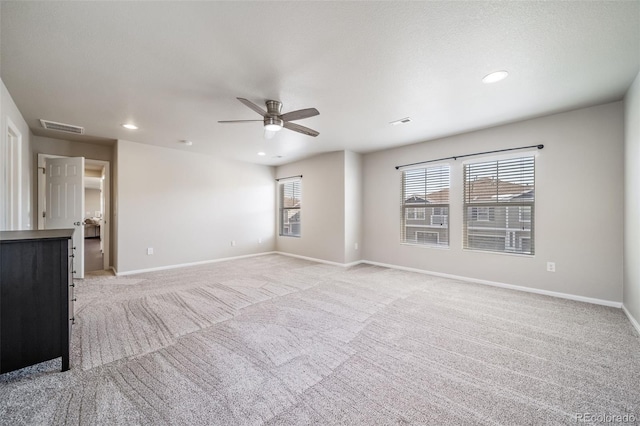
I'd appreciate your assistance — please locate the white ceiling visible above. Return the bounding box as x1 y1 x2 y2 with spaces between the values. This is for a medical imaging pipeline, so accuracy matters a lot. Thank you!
1 1 638 166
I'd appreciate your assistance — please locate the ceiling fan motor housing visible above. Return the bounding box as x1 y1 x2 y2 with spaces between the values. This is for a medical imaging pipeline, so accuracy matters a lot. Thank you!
264 116 284 130
266 100 283 116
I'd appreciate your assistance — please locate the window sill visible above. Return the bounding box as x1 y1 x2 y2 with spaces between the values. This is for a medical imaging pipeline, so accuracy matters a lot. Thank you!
400 242 450 250
462 248 534 258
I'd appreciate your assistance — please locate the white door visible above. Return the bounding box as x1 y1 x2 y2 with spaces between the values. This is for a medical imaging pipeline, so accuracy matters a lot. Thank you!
45 157 85 278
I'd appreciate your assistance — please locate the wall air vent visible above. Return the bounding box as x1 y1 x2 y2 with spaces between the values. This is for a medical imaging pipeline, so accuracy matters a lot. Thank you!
39 119 85 135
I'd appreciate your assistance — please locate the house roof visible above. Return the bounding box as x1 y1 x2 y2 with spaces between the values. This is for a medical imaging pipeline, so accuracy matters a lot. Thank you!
465 177 533 202
405 177 533 204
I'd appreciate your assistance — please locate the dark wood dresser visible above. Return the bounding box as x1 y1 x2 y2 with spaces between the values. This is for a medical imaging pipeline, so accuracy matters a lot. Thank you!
0 229 75 374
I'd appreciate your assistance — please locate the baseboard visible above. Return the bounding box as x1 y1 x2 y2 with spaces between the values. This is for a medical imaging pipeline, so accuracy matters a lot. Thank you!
115 252 277 276
275 251 362 268
622 304 640 336
112 251 623 310
361 260 623 308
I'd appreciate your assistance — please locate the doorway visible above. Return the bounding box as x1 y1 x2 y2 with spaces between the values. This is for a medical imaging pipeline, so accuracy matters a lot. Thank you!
37 154 111 274
84 162 106 272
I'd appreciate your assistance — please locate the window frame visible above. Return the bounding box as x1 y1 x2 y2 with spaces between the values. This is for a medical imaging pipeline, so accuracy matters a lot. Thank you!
278 178 301 238
400 164 450 247
463 156 535 255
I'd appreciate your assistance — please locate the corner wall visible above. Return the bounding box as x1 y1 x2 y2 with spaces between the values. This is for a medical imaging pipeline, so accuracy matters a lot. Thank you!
344 151 363 264
116 139 275 274
1 78 32 230
624 71 640 328
363 102 624 303
275 151 346 263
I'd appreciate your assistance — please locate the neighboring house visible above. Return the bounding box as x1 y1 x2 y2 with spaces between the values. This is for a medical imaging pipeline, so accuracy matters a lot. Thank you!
281 196 301 236
403 194 450 246
464 177 534 253
403 178 534 253
282 210 301 236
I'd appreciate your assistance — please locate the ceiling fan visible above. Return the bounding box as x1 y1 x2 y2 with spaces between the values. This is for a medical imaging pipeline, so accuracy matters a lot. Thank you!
219 98 320 137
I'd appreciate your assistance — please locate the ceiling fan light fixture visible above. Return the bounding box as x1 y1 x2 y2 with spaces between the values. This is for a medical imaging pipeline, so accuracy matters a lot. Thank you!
264 117 284 132
219 98 319 137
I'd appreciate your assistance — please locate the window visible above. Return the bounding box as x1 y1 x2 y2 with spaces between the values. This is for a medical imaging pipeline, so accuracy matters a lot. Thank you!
430 207 448 226
470 206 494 222
416 231 439 244
463 156 535 254
406 208 426 220
401 164 450 247
519 206 532 223
279 178 301 237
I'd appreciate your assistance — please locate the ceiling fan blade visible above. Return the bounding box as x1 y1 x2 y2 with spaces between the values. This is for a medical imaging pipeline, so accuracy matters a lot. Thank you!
218 120 263 123
280 108 319 122
237 97 267 117
283 121 319 137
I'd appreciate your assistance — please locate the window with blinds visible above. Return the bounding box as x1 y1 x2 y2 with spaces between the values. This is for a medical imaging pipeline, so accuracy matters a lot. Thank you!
279 179 301 237
463 156 535 254
401 164 450 247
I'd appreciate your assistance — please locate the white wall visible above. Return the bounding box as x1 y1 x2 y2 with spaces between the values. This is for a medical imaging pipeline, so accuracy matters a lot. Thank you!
275 151 346 263
363 102 624 303
31 136 113 161
624 71 640 325
85 188 101 218
1 79 32 230
344 151 363 264
116 139 275 274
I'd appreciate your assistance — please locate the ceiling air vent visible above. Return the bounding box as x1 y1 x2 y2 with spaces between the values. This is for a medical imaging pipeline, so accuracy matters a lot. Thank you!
390 117 412 126
39 119 85 135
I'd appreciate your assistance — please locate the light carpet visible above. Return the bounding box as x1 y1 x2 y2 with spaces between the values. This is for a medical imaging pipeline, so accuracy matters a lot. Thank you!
1 254 639 425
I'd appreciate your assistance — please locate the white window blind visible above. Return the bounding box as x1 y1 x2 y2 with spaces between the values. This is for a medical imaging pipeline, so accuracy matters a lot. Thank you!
279 179 301 237
463 156 535 254
401 164 450 247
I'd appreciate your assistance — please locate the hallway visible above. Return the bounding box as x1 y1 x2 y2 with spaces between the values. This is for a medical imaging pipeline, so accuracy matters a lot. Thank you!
84 238 103 272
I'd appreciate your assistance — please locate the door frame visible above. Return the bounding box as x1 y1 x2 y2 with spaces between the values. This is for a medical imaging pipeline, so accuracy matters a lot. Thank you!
38 153 111 270
3 117 23 230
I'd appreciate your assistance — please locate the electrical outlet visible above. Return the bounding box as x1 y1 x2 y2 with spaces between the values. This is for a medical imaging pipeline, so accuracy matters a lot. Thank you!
258 238 262 244
231 240 236 247
547 262 556 272
354 242 358 250
147 247 154 255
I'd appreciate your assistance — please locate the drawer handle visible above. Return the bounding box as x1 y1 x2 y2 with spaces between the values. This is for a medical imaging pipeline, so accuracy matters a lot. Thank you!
71 298 77 302
70 317 75 324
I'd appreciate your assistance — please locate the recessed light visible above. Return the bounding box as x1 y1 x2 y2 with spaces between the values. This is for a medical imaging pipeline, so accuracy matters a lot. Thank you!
122 123 138 130
482 70 509 84
181 140 193 146
390 117 412 126
257 152 266 156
